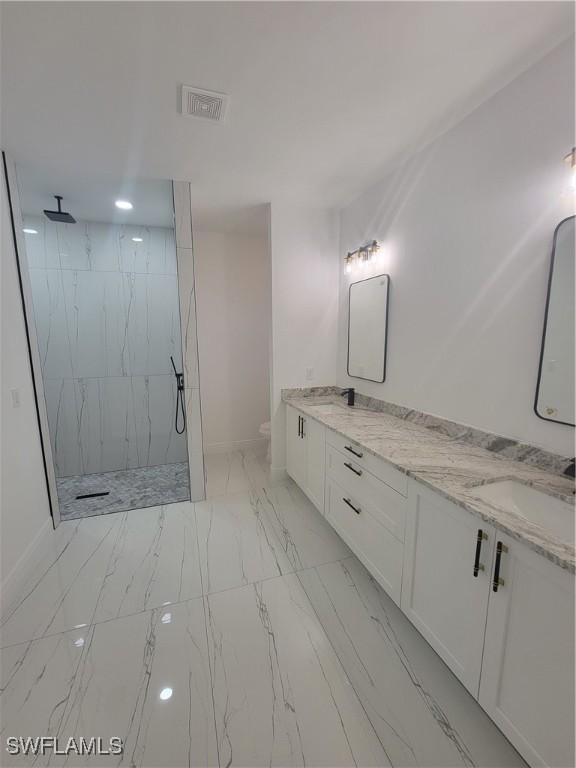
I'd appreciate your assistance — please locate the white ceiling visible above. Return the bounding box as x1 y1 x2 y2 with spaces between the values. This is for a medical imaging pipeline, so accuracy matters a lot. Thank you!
2 2 573 234
17 166 175 227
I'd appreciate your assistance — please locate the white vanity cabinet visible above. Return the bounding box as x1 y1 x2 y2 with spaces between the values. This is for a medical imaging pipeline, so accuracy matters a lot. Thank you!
401 480 496 696
479 532 575 768
286 404 306 488
403 481 575 767
325 435 407 605
285 404 325 513
284 402 575 767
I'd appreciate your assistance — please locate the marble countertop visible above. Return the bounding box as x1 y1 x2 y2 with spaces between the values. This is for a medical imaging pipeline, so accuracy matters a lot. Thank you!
283 395 575 573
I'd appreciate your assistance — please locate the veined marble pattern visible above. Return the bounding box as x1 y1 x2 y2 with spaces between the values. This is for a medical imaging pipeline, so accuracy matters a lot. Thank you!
1 603 217 768
0 501 201 648
284 395 575 571
1 450 526 767
204 447 278 498
196 490 291 595
44 374 188 478
259 482 351 571
205 574 391 767
24 216 177 276
57 462 190 520
297 558 525 768
24 216 187 478
282 387 574 476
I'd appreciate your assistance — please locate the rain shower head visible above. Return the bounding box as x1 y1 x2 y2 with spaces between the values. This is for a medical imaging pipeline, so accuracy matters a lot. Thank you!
43 195 76 223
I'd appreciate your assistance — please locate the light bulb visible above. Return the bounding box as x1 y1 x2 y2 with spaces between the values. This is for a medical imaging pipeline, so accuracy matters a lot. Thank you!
345 261 352 275
159 687 173 701
132 237 143 243
23 228 38 235
115 200 133 210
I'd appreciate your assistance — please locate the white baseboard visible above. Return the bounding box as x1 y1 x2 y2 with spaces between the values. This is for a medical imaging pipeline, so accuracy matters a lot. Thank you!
1 517 52 614
204 437 268 456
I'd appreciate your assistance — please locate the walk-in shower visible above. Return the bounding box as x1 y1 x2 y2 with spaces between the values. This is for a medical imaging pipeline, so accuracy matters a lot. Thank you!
10 165 204 521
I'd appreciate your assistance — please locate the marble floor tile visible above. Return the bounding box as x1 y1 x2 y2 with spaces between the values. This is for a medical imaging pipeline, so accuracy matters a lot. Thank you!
204 447 281 499
204 451 254 498
1 503 200 647
196 490 292 595
260 481 352 571
1 601 218 767
298 558 526 768
0 626 89 767
205 573 391 767
92 501 202 623
0 514 122 648
1 450 530 768
57 462 190 521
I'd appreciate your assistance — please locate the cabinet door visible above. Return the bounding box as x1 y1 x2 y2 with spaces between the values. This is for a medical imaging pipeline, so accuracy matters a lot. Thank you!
479 533 575 768
285 406 306 487
401 481 495 696
302 416 325 513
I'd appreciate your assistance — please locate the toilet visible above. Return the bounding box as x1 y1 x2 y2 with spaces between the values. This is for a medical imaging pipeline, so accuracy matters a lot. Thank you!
259 420 271 462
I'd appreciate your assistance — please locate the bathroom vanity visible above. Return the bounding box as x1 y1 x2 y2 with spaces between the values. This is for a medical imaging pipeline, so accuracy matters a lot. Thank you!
284 395 575 768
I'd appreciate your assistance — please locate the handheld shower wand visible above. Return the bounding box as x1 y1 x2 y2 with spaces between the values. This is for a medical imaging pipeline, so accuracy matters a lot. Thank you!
170 356 186 435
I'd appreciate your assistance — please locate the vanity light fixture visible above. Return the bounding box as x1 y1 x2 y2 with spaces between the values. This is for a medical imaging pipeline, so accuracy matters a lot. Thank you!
344 240 380 274
564 147 576 191
115 199 133 210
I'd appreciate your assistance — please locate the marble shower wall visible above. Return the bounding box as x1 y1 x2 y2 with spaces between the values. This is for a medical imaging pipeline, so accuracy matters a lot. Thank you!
24 215 188 477
173 182 206 501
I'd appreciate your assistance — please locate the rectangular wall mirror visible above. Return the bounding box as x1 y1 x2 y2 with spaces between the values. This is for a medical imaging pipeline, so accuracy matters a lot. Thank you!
347 274 390 383
535 215 575 426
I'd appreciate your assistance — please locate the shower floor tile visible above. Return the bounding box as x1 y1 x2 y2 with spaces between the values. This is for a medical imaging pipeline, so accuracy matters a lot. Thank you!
56 462 191 520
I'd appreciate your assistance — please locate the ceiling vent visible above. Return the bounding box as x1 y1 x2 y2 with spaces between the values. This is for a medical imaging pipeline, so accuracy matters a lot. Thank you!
181 85 229 122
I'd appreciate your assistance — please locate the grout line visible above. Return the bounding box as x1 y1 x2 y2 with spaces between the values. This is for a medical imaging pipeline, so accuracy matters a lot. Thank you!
194 503 221 768
29 267 179 277
0 555 355 651
295 562 395 766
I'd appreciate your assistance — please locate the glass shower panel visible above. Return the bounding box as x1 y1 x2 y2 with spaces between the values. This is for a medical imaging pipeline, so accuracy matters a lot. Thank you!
17 169 191 520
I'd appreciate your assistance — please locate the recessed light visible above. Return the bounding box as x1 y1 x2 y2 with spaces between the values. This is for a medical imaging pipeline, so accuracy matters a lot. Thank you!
23 228 38 235
132 237 143 243
115 200 133 210
159 687 173 701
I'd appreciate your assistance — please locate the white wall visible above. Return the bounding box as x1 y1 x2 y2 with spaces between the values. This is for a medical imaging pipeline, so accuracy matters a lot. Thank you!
194 230 271 453
1 173 51 588
338 39 575 457
270 205 339 472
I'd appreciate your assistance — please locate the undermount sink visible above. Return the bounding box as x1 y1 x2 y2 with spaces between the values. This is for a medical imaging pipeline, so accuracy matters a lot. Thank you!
472 480 575 544
305 403 344 415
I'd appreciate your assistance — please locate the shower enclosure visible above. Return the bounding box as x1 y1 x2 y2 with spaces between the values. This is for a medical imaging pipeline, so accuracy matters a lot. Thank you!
7 163 204 521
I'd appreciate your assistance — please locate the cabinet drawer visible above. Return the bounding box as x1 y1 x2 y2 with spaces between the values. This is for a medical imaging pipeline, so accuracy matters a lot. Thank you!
326 444 405 541
326 478 404 605
326 429 408 497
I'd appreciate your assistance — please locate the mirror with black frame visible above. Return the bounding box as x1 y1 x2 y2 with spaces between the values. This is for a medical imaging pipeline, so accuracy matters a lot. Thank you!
347 274 390 383
535 216 575 426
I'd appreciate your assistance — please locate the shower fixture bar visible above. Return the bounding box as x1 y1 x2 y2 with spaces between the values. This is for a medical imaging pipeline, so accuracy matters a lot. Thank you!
44 195 76 223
